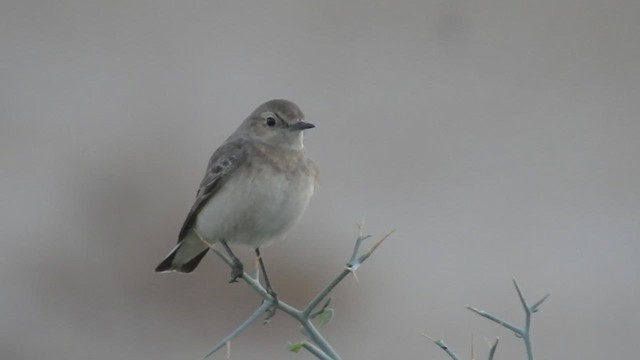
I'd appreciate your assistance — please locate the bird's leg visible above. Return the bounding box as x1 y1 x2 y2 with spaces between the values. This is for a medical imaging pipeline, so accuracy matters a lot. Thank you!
255 248 278 320
220 240 243 283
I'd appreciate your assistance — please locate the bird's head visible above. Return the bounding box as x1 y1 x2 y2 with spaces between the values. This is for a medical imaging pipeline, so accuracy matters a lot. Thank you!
241 99 314 150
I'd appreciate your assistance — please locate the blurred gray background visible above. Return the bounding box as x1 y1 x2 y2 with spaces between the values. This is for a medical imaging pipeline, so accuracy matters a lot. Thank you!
2 1 639 359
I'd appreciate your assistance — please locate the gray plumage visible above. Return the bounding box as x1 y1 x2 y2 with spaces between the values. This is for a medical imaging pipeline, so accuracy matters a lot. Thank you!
156 99 317 273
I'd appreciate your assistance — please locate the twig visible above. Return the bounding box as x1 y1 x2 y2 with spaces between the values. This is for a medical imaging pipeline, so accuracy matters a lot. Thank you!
487 337 499 360
429 279 547 360
201 300 273 359
465 306 521 336
302 342 333 360
422 334 461 360
466 278 549 360
197 228 390 359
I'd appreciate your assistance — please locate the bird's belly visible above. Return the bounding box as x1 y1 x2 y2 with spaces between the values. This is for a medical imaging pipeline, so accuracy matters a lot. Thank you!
194 167 314 247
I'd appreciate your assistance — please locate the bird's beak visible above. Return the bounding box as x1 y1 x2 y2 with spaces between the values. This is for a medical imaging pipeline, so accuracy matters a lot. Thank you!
289 121 315 131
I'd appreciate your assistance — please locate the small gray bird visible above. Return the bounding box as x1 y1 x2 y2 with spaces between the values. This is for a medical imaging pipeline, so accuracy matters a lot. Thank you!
155 99 317 297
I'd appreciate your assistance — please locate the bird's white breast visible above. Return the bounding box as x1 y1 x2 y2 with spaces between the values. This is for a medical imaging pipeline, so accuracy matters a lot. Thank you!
194 158 315 248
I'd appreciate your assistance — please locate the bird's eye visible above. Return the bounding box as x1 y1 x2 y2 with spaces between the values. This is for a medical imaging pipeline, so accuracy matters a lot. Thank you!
265 117 277 127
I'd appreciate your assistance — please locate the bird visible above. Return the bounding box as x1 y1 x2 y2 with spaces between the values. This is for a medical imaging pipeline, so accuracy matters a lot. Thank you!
155 99 317 302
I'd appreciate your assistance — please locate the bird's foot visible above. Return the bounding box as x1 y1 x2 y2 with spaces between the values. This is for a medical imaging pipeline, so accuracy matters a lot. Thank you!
229 260 244 283
263 288 279 322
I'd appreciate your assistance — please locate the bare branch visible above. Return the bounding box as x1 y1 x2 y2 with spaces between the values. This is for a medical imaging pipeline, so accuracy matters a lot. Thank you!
199 226 390 359
487 337 499 360
202 300 273 359
465 306 522 336
531 294 550 313
422 334 461 360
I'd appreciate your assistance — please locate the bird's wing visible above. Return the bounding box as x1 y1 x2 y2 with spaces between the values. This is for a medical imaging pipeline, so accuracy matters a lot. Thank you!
177 138 247 241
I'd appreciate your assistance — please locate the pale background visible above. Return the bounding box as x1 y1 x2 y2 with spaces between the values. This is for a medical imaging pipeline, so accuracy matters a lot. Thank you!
1 1 639 359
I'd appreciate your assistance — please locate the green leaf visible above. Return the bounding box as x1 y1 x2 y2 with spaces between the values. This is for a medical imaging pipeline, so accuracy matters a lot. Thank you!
314 308 334 329
288 342 305 353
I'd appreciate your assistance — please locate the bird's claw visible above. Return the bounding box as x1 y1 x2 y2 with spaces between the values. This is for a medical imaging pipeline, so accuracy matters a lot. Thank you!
263 290 279 322
228 261 243 283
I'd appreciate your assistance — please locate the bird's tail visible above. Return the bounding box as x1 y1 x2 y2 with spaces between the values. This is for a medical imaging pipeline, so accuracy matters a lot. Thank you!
155 232 209 273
